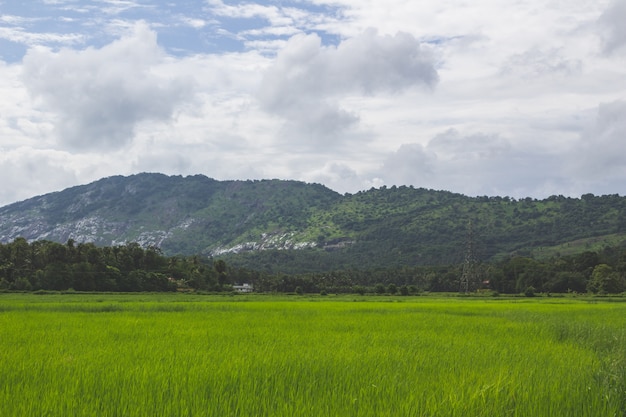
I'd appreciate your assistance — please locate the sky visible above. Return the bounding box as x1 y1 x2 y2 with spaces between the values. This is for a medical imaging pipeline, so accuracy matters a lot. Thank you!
0 0 625 206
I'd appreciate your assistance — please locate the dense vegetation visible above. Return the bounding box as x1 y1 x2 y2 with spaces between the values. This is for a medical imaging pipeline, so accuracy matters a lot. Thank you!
0 238 210 292
1 238 625 294
1 294 624 416
2 173 626 271
223 188 626 270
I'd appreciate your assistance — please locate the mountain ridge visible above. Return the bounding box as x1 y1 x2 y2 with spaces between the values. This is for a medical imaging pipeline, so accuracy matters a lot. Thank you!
2 173 626 272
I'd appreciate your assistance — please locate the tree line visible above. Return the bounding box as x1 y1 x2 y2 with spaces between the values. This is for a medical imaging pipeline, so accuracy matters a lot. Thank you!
0 238 227 292
1 238 625 294
243 248 625 295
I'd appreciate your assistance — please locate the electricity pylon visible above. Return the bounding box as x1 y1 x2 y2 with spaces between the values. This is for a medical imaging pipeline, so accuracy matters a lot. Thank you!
459 220 479 294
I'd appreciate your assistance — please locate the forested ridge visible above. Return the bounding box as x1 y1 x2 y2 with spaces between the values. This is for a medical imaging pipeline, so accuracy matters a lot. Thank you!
2 173 626 268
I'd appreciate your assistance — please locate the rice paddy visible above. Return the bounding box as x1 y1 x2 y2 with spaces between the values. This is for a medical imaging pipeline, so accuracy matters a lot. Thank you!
0 293 624 416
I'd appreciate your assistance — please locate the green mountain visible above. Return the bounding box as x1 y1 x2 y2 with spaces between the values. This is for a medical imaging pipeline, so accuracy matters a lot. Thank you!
1 173 626 273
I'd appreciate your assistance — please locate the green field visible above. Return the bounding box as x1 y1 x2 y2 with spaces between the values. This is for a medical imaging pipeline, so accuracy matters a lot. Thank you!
0 293 624 416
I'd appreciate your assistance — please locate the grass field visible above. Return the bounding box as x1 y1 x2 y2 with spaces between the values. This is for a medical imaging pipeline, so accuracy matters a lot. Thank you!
0 293 624 416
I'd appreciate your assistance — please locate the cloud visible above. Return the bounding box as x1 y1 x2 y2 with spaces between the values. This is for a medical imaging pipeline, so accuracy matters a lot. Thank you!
307 161 371 194
428 129 511 160
180 17 208 29
378 129 570 198
0 26 84 47
598 0 626 54
21 21 193 151
500 48 582 79
207 0 341 38
380 143 436 187
0 148 79 206
1 0 625 207
208 0 285 21
41 0 79 4
95 0 148 16
570 101 626 180
258 29 438 145
260 29 438 105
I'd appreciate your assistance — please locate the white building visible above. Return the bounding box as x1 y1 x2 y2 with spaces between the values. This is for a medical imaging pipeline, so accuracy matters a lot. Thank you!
233 283 253 293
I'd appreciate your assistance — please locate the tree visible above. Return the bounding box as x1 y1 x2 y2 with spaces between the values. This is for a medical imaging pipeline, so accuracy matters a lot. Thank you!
524 286 536 297
42 262 71 290
545 271 586 293
12 277 32 291
587 264 624 294
120 270 145 292
10 237 30 272
352 285 366 295
214 259 228 288
72 262 96 291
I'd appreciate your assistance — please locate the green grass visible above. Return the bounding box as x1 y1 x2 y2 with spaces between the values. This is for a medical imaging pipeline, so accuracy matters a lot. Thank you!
0 293 624 416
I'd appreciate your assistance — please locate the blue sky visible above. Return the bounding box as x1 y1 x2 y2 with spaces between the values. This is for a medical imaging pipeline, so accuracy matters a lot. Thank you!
1 0 626 206
0 0 344 59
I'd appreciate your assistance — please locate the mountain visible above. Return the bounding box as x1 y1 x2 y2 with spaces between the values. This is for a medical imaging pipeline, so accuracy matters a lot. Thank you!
1 173 626 273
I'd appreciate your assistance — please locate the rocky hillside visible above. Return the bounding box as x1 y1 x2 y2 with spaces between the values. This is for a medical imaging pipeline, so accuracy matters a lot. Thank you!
1 173 626 271
0 173 340 255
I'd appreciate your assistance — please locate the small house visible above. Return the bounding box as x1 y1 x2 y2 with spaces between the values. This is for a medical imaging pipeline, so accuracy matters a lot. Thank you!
233 283 253 293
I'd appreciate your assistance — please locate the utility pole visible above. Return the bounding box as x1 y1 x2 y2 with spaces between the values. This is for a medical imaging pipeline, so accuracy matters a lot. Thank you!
460 220 478 294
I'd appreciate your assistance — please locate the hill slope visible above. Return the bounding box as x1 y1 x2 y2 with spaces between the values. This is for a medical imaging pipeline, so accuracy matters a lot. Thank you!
1 173 626 272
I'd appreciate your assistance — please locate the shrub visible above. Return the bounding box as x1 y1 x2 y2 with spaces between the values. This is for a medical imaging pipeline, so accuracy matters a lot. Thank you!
352 285 366 295
12 277 32 291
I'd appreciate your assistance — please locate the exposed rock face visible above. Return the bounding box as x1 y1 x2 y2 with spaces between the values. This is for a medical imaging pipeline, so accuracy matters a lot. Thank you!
211 231 317 256
0 173 343 257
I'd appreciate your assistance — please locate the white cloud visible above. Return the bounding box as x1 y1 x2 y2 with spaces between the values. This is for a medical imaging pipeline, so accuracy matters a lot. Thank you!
500 48 582 79
260 29 437 101
207 0 282 20
207 0 332 29
598 0 626 54
1 0 626 207
180 17 208 29
428 129 512 159
380 143 436 186
42 0 79 4
21 22 194 151
258 29 438 146
378 128 571 198
99 0 147 16
0 148 79 205
0 15 40 25
307 161 375 194
0 26 84 47
569 100 626 180
206 0 347 50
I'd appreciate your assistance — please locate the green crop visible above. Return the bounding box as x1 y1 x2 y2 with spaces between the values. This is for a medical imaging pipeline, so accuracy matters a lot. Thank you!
0 294 624 416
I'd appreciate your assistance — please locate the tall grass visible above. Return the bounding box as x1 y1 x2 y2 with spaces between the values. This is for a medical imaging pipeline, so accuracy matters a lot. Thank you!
0 294 624 416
